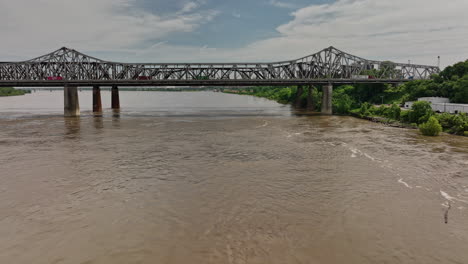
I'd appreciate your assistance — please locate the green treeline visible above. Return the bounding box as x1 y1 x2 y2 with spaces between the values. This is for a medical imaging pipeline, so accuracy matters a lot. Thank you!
226 59 468 136
0 87 28 97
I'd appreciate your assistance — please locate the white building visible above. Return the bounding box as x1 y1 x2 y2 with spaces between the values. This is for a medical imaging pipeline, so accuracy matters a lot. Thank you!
404 97 468 114
418 97 450 104
404 101 414 109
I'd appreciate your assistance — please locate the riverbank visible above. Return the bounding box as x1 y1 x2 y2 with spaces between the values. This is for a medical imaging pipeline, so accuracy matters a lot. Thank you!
352 102 468 136
348 112 417 129
223 88 468 136
0 87 28 97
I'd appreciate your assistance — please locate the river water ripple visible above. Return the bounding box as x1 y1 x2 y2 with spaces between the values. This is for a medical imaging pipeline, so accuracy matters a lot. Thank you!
0 91 467 264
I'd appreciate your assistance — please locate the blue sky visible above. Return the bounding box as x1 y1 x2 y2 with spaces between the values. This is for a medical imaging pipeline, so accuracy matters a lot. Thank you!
0 0 467 67
136 0 330 48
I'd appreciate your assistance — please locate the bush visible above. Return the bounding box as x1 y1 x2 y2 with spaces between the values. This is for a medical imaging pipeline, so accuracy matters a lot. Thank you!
436 113 454 128
368 105 379 115
419 116 442 136
388 103 401 120
409 101 433 124
373 105 387 116
400 110 410 123
359 102 372 117
435 113 468 135
447 114 468 135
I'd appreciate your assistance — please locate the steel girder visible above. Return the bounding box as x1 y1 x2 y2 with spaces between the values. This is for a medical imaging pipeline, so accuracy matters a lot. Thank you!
0 46 440 83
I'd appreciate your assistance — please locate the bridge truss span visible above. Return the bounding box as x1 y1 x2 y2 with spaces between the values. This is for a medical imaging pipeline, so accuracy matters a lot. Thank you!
0 46 439 86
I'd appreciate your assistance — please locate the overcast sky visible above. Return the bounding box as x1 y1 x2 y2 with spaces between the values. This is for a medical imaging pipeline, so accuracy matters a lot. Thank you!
1 0 467 68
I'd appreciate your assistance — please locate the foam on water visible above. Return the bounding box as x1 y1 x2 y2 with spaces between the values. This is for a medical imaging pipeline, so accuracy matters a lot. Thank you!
398 178 412 189
440 190 468 204
256 120 269 128
349 147 378 161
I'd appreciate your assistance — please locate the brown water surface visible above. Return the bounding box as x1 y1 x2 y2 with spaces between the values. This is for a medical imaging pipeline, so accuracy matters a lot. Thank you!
1 91 468 264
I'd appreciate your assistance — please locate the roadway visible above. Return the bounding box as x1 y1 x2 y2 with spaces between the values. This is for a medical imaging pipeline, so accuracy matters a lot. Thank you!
0 78 409 87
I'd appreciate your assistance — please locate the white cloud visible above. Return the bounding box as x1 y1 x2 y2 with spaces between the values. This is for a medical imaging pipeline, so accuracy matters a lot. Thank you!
111 0 468 68
232 11 241 19
268 0 298 9
180 2 198 13
177 1 205 14
0 0 218 60
267 0 468 67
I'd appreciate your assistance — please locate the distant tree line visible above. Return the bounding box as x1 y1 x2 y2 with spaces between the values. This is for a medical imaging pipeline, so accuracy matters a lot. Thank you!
0 87 28 97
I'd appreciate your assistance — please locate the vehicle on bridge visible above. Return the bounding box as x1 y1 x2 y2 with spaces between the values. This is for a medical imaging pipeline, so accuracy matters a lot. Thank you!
351 75 376 79
46 76 63 80
351 75 369 79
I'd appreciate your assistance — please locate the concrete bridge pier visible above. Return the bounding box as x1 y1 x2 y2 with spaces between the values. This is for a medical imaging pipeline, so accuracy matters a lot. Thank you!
93 85 102 112
307 86 315 111
295 85 304 108
64 85 80 117
111 85 120 109
321 84 333 115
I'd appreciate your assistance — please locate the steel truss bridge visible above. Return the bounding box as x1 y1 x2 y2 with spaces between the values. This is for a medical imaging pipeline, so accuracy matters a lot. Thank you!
0 46 439 87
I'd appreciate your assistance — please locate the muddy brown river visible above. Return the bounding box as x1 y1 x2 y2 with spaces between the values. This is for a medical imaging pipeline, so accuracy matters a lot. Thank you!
1 91 468 264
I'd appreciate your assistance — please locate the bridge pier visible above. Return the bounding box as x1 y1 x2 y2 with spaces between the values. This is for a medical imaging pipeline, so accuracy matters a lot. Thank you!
64 85 80 117
307 86 315 111
93 85 102 112
111 85 120 109
321 84 333 115
295 85 304 108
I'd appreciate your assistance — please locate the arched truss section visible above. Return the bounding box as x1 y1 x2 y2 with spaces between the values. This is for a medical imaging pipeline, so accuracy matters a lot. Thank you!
0 46 439 82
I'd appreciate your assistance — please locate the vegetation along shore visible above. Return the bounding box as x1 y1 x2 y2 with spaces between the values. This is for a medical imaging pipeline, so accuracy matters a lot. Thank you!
0 87 29 97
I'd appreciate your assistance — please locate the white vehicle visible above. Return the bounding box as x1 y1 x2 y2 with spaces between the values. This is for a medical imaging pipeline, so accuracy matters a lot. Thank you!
351 75 369 79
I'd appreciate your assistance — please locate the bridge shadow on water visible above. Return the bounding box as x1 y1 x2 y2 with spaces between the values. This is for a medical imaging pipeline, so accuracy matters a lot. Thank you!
93 114 104 130
290 105 325 117
63 109 123 137
291 110 324 117
91 109 121 129
64 117 81 139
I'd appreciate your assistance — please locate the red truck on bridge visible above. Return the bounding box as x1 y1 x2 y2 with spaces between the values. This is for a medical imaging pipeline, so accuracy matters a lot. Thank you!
46 76 63 80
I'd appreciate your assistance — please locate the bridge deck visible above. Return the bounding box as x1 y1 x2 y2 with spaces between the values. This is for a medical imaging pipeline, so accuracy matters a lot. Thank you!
0 79 409 87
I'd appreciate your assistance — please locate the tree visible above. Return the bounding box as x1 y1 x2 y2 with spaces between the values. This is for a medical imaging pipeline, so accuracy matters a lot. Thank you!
333 93 353 114
331 85 356 114
401 80 439 102
451 75 468 103
439 60 468 81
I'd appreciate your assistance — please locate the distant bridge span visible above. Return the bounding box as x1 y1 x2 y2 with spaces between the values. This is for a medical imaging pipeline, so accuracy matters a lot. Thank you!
0 46 439 115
